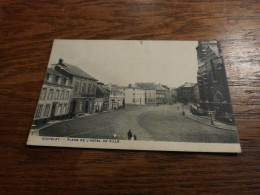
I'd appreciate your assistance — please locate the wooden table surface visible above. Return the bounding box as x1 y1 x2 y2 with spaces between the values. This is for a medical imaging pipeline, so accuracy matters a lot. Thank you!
0 0 259 194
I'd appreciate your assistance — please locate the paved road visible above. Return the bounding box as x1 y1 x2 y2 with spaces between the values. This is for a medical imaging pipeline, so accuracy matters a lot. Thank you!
39 104 239 143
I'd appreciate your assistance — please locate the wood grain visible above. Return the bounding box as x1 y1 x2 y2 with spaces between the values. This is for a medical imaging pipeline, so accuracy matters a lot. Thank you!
0 0 259 194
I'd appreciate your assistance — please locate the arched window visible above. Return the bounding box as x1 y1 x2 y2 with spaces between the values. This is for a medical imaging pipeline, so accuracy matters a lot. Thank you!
214 91 224 103
210 60 216 81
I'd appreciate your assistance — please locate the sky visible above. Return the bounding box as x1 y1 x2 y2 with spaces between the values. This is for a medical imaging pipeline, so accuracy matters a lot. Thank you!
48 40 198 88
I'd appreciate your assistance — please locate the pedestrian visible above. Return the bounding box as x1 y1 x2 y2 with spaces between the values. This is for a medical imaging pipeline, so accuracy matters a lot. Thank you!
128 129 132 140
134 134 137 140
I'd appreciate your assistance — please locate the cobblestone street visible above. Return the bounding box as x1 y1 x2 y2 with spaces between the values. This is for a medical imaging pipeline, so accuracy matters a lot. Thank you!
39 104 239 143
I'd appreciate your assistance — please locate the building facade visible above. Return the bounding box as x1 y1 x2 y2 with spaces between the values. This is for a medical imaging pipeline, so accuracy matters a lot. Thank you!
135 82 157 104
54 59 98 117
176 82 198 103
170 88 178 103
196 41 234 121
193 84 200 103
33 68 73 125
155 84 169 104
123 84 146 105
105 85 124 109
94 83 110 112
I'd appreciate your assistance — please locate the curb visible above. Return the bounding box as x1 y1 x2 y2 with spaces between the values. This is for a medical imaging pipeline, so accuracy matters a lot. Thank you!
184 115 237 131
199 115 234 125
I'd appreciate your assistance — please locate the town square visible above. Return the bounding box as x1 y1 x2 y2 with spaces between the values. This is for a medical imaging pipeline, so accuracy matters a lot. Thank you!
38 103 238 143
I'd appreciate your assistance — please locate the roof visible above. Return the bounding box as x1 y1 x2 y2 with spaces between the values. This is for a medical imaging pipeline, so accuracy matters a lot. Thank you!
135 82 156 90
155 84 168 91
181 82 197 88
126 84 142 89
208 45 220 57
104 85 123 93
57 62 98 81
97 85 109 94
46 68 68 78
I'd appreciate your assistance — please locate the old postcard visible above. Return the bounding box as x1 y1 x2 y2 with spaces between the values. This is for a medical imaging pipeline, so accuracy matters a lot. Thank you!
27 40 241 153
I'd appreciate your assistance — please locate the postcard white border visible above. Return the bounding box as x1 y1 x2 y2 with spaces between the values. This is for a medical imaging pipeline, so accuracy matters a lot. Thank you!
27 135 241 153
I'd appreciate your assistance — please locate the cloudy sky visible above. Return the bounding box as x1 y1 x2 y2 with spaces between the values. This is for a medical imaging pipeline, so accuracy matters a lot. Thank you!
48 40 198 88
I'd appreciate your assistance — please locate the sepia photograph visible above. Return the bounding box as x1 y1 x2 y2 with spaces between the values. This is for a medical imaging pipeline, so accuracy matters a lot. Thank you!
27 40 241 153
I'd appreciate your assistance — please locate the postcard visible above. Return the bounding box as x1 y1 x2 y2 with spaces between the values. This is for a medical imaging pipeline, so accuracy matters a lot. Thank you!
27 40 241 153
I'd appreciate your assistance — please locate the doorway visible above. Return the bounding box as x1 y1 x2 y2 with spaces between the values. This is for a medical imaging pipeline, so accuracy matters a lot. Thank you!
50 103 57 119
85 101 89 113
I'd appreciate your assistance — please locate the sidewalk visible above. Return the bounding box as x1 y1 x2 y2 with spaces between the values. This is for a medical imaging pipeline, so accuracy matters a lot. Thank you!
183 107 237 131
30 111 111 136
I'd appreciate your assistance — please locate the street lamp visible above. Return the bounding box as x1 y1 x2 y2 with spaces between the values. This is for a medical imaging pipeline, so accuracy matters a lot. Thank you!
182 103 185 116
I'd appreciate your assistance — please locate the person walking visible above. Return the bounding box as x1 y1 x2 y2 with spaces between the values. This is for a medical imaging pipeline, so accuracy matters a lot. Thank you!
128 129 132 140
134 134 137 140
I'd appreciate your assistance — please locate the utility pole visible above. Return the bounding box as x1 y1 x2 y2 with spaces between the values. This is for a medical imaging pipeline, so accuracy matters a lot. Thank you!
165 104 167 117
182 103 185 116
139 97 141 112
109 83 112 109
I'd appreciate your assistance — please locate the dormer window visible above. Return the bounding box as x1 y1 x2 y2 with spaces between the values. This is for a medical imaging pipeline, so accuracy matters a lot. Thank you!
55 76 59 84
46 74 50 82
58 77 62 85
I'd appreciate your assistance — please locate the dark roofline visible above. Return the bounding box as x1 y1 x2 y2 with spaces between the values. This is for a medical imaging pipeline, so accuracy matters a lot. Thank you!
56 59 98 81
46 68 70 79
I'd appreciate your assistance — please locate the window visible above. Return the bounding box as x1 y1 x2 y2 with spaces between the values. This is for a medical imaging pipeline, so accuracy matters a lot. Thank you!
35 105 43 118
46 74 50 82
88 84 91 93
81 85 85 93
133 98 135 103
63 104 67 114
210 60 217 81
65 91 70 100
40 88 47 100
55 90 60 100
57 104 62 115
65 78 70 86
55 76 59 84
74 82 79 93
92 85 95 93
60 90 65 100
79 101 83 111
48 89 54 100
43 105 51 117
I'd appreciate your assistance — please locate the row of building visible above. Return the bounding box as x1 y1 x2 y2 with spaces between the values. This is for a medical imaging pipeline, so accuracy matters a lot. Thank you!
33 59 173 125
33 41 233 125
173 82 200 104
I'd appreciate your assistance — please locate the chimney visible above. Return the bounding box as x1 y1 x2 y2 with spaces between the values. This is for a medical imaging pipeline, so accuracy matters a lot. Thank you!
58 58 64 65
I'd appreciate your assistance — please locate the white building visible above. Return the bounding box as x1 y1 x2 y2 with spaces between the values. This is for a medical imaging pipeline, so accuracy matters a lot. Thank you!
122 84 146 105
135 82 157 104
105 85 124 109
